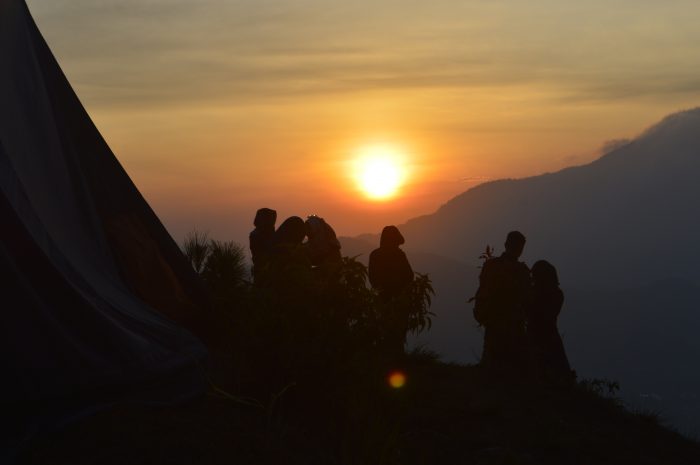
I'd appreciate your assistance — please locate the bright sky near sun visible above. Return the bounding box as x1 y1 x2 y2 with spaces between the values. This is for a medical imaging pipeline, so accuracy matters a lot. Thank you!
25 0 700 243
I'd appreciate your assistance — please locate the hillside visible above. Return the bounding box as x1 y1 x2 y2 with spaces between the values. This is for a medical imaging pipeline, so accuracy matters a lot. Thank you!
21 356 700 465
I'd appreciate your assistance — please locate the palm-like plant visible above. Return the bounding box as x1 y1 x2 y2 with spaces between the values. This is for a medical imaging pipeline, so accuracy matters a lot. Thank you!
182 231 249 301
202 240 248 291
182 230 210 274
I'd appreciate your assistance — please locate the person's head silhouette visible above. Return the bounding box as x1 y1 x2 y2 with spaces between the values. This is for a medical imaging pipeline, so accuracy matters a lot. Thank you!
276 216 306 245
380 225 405 248
504 230 526 259
254 208 277 229
531 260 559 288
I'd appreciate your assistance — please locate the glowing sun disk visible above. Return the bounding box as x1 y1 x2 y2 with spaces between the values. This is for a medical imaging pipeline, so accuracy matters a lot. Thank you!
353 146 407 200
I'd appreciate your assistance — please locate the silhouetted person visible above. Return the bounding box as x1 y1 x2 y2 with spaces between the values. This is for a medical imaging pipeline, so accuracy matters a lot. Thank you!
369 226 414 355
305 215 342 271
274 216 306 249
526 260 573 384
473 231 530 371
249 208 277 283
268 216 310 281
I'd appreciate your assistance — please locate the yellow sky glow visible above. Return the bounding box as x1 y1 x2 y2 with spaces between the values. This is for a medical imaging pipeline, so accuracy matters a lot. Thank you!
25 0 700 242
352 144 409 201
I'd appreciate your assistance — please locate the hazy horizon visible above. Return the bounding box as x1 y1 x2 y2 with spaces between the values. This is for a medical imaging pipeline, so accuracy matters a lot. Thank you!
26 0 700 242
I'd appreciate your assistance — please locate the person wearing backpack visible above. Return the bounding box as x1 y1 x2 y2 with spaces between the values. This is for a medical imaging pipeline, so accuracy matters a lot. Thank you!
473 231 530 372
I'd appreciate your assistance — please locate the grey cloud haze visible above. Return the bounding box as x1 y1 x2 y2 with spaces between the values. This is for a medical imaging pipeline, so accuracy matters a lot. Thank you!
18 0 700 242
27 0 700 108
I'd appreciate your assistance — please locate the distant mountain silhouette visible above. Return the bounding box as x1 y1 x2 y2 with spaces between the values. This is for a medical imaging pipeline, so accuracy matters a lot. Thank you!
342 107 700 435
397 107 700 288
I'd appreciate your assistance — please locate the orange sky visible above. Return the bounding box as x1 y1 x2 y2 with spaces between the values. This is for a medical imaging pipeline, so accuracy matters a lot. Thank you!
27 0 700 244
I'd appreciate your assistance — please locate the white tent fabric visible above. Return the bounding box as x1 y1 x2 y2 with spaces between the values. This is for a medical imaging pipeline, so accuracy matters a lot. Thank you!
1 0 208 453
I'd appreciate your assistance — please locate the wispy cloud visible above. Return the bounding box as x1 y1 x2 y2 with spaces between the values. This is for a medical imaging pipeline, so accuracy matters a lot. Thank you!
27 0 700 109
23 0 700 238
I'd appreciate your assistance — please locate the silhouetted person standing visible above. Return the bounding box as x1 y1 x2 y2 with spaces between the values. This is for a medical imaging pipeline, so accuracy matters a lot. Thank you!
269 216 310 277
249 208 277 283
526 260 573 384
369 226 414 355
473 231 530 371
305 215 342 272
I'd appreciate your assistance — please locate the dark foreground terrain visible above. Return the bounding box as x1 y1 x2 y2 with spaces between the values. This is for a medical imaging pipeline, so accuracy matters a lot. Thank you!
20 354 700 465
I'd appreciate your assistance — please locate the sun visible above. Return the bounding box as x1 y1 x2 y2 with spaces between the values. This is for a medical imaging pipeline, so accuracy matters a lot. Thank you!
353 145 407 200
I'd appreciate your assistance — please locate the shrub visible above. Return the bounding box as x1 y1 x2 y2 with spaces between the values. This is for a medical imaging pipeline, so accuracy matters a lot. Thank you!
202 240 248 293
182 232 249 305
182 231 435 398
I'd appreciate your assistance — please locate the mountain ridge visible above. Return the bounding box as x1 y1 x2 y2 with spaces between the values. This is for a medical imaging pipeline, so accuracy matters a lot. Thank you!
342 107 700 435
385 107 700 289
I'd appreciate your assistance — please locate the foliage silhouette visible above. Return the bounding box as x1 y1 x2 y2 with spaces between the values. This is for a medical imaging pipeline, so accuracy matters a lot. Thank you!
478 244 495 265
202 240 247 292
179 235 436 464
182 233 248 295
182 231 434 400
182 230 210 274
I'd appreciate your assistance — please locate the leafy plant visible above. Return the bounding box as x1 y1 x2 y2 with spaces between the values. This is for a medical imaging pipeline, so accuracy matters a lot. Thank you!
405 272 436 334
182 231 249 302
478 244 495 267
468 244 494 308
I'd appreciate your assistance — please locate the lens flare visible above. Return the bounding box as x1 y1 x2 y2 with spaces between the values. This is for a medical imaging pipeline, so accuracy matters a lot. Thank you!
388 370 406 389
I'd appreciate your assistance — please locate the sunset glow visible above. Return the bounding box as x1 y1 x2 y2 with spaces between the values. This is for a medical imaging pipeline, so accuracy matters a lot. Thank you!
353 145 408 201
26 0 700 241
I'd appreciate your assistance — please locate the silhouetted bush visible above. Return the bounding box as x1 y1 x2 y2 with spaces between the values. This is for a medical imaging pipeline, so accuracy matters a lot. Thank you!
202 240 247 293
181 231 434 403
182 232 249 305
404 272 436 334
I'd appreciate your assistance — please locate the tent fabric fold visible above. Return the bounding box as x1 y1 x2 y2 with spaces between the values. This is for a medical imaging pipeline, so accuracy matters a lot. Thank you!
1 0 209 453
